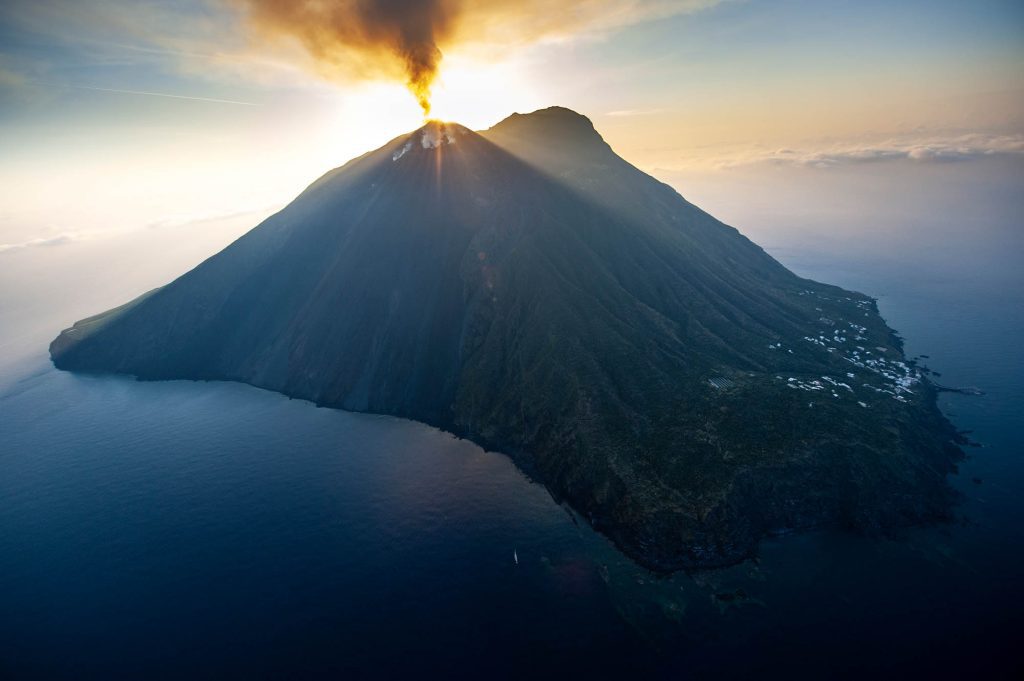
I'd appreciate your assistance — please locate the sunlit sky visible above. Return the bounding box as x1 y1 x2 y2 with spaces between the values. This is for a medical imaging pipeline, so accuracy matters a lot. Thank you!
0 0 1022 251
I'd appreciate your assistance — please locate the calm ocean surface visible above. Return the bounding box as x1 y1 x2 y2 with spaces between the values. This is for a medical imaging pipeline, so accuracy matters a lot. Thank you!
1 159 1021 678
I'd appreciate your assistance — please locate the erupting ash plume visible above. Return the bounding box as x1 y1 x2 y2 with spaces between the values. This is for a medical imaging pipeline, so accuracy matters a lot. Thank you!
239 0 457 116
235 1 718 116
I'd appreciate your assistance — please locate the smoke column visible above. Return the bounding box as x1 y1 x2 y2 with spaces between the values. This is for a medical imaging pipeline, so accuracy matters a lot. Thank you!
237 1 709 116
239 0 459 116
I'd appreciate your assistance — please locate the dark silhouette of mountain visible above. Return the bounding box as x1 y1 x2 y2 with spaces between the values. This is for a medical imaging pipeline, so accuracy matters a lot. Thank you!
50 107 963 570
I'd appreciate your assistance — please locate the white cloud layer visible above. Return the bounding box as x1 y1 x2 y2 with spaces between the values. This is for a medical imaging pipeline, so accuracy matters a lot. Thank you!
712 132 1024 170
0 233 78 253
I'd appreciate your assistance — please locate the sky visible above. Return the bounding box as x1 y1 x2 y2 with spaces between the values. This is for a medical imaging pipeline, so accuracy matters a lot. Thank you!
0 0 1022 252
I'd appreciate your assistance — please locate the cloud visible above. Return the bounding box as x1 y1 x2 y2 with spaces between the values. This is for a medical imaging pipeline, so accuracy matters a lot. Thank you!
0 1 281 92
0 233 78 254
0 207 271 255
55 84 259 106
143 206 270 230
606 108 665 117
713 132 1024 169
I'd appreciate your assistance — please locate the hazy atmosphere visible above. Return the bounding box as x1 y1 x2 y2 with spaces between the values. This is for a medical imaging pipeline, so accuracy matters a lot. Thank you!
2 0 1021 254
1 1 1022 678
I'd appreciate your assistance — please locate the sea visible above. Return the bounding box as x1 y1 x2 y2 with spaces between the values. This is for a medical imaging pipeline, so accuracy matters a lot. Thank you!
1 156 1021 679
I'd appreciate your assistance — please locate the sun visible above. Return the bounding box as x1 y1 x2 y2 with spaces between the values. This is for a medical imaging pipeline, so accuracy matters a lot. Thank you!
315 56 544 166
425 57 544 129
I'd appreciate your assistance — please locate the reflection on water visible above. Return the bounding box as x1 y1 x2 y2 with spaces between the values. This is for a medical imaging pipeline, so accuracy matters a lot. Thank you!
1 157 1021 677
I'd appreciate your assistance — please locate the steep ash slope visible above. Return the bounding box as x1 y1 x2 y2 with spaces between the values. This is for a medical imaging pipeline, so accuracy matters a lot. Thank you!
51 108 963 569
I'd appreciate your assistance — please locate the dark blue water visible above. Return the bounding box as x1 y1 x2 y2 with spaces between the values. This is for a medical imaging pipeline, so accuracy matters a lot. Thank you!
0 370 657 678
1 159 1022 678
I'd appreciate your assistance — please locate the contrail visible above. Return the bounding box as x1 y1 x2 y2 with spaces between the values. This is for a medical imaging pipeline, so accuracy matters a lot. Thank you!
52 84 259 106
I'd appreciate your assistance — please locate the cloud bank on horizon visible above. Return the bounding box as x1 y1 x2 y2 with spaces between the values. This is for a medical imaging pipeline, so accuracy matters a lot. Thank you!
694 131 1024 171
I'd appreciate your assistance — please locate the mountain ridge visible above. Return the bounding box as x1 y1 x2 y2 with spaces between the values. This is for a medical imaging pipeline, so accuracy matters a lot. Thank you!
50 106 963 570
